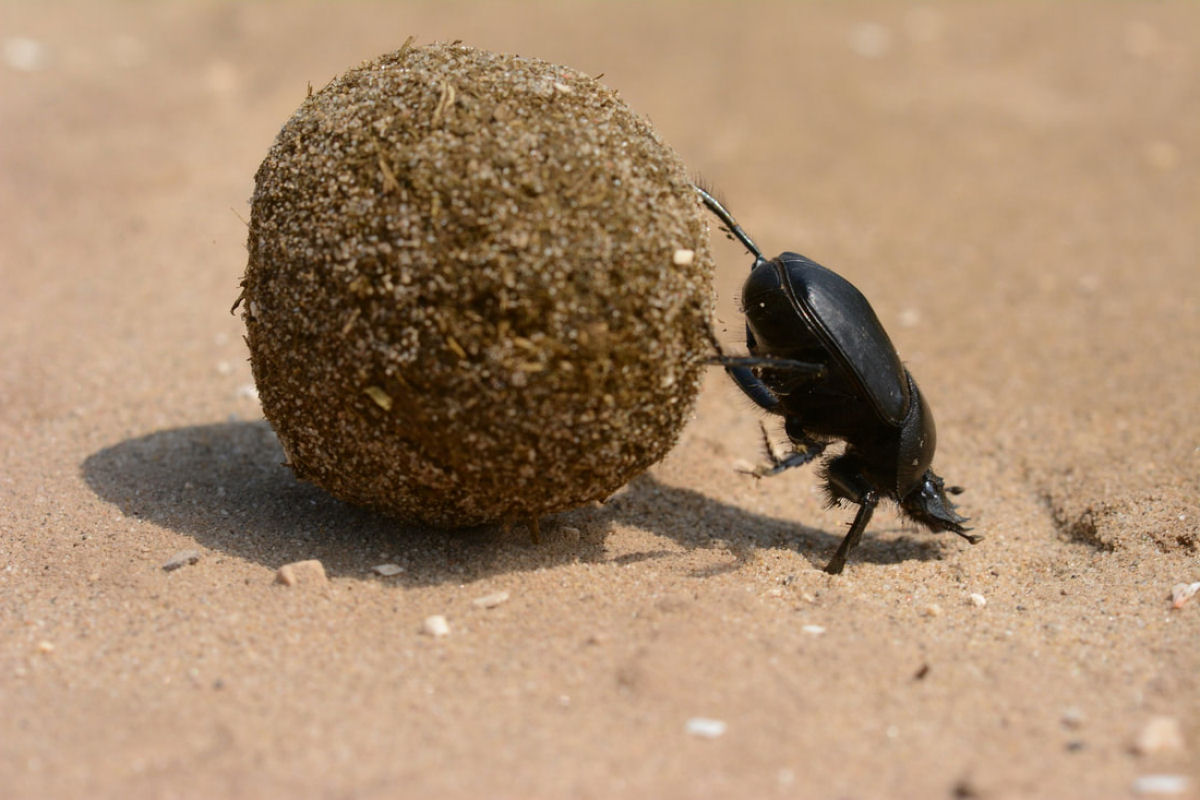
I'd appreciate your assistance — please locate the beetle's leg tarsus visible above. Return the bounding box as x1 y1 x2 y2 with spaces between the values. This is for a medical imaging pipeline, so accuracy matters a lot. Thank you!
957 529 984 545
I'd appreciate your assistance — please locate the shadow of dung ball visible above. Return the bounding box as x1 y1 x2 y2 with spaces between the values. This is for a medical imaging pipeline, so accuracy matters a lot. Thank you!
240 43 714 527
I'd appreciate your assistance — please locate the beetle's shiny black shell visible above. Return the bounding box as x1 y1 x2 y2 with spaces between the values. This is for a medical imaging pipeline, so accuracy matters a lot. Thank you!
743 252 910 427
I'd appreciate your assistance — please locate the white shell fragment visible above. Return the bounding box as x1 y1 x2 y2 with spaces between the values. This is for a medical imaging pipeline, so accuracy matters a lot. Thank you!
672 248 695 266
1133 716 1186 756
162 550 201 572
685 717 727 738
1169 582 1199 609
472 591 510 609
1132 775 1189 796
421 615 450 637
969 593 987 607
3 37 50 72
802 624 826 635
372 563 404 576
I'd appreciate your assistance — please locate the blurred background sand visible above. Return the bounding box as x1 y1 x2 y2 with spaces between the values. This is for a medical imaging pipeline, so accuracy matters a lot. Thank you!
2 2 1197 797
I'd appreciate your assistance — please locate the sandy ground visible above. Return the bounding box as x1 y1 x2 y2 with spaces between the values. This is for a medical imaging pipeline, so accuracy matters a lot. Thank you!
2 2 1198 798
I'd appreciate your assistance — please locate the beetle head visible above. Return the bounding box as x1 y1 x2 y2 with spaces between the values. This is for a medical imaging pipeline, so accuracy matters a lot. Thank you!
900 470 972 536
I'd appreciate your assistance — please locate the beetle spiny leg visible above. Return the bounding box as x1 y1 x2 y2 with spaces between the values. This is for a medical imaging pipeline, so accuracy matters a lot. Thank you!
824 492 879 575
743 423 825 478
761 422 782 466
694 185 764 260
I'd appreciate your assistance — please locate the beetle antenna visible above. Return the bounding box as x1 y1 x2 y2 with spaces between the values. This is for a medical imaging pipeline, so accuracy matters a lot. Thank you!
694 185 764 260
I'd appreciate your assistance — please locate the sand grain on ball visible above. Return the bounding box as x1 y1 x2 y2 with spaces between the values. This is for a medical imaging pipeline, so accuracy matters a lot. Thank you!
241 42 713 526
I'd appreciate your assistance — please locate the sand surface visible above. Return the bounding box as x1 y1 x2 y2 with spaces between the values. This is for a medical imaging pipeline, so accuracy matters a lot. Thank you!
2 2 1198 798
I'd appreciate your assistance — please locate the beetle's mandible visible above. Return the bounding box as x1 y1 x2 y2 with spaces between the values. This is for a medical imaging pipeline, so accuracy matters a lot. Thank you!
697 186 980 574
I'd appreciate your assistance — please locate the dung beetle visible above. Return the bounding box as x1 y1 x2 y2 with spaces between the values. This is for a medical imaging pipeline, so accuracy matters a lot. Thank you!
696 186 979 574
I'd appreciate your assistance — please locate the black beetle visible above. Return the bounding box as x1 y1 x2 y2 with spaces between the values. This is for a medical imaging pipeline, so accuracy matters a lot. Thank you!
696 186 979 574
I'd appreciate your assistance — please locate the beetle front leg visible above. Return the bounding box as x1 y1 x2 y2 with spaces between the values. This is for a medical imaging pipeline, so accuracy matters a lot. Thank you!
824 493 878 575
822 455 879 574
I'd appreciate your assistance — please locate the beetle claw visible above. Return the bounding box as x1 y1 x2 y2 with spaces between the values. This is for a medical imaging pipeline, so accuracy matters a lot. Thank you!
958 529 983 545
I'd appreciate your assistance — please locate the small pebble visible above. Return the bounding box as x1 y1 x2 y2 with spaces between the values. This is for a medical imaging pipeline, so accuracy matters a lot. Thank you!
672 248 695 266
275 559 327 586
422 615 450 637
372 563 404 577
36 640 54 654
1133 716 1185 756
1132 775 1188 796
1061 706 1086 729
472 591 510 609
162 550 201 572
969 593 987 607
1169 582 1199 609
924 603 943 617
847 22 892 59
685 717 727 739
801 624 826 635
2 37 50 71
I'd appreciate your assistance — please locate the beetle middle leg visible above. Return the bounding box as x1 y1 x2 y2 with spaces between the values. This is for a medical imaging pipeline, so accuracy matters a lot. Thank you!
742 417 828 478
739 421 827 478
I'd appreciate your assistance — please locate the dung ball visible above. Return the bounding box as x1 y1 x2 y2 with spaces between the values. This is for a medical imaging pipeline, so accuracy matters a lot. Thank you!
240 42 714 527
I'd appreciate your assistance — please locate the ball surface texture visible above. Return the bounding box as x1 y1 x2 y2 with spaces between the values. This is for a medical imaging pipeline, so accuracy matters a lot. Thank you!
242 43 713 526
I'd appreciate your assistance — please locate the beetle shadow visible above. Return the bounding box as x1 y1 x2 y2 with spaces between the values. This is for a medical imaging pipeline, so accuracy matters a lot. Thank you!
79 420 944 584
609 472 945 576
